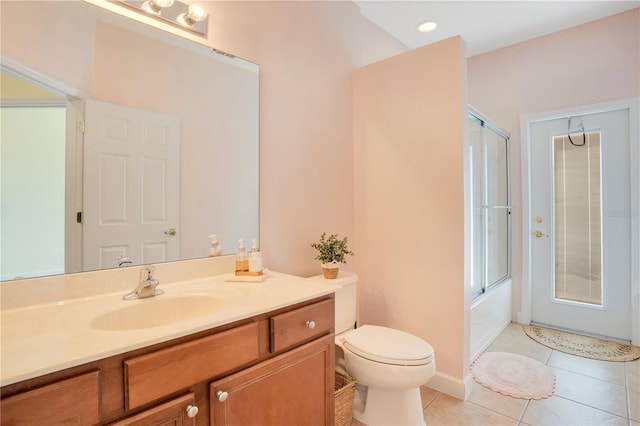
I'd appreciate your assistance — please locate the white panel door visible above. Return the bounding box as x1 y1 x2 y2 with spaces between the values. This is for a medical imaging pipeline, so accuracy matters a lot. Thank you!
529 108 631 341
83 100 180 270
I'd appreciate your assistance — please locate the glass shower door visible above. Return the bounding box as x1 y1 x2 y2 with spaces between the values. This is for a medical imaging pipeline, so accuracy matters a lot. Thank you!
469 112 510 301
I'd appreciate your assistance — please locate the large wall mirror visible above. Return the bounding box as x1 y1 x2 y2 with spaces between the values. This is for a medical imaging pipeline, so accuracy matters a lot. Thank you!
0 1 259 281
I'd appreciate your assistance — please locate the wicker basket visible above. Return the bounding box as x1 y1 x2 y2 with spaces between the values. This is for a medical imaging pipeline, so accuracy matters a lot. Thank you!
335 371 357 426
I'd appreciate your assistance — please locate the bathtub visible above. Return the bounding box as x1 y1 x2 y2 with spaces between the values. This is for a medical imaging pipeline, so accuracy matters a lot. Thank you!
470 279 512 362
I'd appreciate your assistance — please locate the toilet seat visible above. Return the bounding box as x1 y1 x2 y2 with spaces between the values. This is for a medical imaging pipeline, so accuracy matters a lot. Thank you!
342 325 434 366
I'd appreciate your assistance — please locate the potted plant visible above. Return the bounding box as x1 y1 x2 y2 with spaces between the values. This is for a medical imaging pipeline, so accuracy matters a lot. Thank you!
310 232 354 279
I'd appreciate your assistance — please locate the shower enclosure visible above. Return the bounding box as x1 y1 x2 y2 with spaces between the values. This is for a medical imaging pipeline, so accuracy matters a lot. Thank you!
468 107 512 360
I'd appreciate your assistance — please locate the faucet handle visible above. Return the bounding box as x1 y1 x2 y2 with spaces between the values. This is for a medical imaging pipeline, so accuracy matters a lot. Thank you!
117 256 133 267
140 264 156 280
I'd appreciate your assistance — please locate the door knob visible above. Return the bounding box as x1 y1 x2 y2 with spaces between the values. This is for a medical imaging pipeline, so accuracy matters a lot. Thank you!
164 228 177 236
533 230 549 238
217 391 229 402
185 405 199 418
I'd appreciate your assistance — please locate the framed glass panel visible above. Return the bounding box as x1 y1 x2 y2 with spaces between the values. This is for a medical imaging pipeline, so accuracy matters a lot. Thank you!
553 132 602 305
485 207 510 285
469 111 511 301
484 128 509 207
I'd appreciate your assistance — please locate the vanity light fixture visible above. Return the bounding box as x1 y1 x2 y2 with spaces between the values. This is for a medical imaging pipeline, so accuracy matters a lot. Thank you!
416 21 438 33
122 0 209 36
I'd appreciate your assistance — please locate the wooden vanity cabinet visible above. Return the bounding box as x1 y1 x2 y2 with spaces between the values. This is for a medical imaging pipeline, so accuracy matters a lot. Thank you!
210 335 334 426
0 370 100 426
0 295 335 426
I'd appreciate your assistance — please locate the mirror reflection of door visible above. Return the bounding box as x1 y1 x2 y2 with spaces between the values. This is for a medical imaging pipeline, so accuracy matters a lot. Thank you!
529 107 632 341
0 72 69 280
83 99 181 270
1 70 181 278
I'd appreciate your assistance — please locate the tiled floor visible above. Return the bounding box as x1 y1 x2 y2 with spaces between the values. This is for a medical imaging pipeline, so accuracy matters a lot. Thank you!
352 323 640 425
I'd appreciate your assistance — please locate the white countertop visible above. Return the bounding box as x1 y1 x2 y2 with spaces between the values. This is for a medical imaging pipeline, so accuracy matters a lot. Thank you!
1 271 339 386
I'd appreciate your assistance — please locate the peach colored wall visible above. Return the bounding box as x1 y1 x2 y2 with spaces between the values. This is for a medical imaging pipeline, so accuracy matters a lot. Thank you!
467 8 640 321
0 2 95 92
353 37 469 390
203 1 408 276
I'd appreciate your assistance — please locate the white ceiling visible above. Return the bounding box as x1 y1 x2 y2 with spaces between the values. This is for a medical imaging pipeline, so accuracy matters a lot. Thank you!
355 1 639 57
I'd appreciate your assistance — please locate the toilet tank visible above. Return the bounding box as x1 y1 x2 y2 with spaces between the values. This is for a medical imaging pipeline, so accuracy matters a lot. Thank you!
307 271 358 334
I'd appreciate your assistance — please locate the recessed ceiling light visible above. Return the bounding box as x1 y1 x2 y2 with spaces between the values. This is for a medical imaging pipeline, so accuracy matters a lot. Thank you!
416 21 438 33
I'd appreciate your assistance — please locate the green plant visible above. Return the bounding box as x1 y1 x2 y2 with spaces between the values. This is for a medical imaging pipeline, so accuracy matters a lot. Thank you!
311 232 354 264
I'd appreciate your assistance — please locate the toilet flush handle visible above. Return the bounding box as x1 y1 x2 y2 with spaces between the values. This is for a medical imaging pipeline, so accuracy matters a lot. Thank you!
305 320 316 329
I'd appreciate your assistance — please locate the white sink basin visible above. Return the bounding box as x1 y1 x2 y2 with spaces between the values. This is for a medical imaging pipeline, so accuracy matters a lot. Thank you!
90 295 225 331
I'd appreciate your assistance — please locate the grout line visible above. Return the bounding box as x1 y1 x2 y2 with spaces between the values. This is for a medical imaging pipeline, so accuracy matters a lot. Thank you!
518 399 531 424
552 394 630 421
548 363 627 388
422 390 441 410
545 349 554 365
464 398 523 423
624 361 631 421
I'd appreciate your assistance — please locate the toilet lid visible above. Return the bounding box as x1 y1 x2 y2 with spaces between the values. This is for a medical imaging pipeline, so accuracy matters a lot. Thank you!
342 325 434 366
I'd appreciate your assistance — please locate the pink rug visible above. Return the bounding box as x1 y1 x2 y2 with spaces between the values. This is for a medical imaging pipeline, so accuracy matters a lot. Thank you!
471 352 555 399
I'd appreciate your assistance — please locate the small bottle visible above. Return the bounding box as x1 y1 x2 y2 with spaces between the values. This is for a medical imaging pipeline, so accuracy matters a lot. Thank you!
248 239 263 273
208 234 222 257
235 239 249 273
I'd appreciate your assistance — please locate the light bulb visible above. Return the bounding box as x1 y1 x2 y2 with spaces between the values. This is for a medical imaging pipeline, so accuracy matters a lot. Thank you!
187 4 207 22
141 0 175 15
177 3 208 27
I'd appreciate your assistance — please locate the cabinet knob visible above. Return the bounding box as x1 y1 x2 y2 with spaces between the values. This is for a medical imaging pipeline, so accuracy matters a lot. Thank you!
305 320 316 329
185 405 199 418
217 390 229 402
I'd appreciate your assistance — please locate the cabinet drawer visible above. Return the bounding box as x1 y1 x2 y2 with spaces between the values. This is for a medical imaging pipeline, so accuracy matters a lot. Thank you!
270 298 334 352
125 322 259 410
1 370 100 425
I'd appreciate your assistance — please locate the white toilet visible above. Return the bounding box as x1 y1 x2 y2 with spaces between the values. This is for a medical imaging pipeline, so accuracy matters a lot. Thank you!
308 271 435 426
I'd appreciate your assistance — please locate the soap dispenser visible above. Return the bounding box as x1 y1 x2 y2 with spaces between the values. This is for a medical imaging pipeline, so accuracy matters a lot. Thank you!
208 234 222 257
235 239 249 273
248 239 263 274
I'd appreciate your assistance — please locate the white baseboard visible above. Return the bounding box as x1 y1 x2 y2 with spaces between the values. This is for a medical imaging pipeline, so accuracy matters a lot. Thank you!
425 371 475 400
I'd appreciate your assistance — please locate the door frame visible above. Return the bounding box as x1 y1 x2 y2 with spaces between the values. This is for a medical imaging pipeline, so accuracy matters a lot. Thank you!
1 53 87 274
520 97 639 345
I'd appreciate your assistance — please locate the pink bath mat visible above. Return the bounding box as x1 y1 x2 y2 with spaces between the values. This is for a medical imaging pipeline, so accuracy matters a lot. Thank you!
471 351 555 399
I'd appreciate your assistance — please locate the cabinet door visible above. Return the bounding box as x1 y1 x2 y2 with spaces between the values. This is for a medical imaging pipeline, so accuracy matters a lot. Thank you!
110 393 198 426
210 336 334 426
1 370 100 426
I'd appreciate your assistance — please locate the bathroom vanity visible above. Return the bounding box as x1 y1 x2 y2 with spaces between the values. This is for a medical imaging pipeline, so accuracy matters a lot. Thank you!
0 270 338 425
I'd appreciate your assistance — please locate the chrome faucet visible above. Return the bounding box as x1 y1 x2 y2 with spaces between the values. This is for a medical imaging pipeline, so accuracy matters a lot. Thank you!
123 265 164 300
